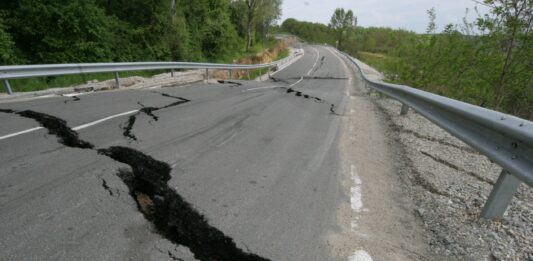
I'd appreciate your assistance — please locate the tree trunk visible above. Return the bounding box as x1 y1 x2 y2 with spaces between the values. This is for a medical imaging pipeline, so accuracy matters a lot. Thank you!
246 6 254 51
246 20 253 51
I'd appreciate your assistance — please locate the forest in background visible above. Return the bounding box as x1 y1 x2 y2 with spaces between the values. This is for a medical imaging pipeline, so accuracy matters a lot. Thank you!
0 0 282 65
282 1 532 120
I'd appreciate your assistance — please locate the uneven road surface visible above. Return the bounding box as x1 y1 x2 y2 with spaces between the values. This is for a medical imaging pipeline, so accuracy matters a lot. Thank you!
0 45 425 260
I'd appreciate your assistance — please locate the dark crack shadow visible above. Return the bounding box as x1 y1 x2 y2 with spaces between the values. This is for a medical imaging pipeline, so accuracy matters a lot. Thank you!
280 87 343 116
269 76 290 84
217 80 243 88
122 93 190 141
99 147 270 261
0 107 270 260
63 96 81 104
1 109 94 149
420 150 495 185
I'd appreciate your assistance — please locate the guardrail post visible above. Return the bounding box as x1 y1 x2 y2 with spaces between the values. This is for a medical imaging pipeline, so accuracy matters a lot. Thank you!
205 68 209 82
3 79 13 95
171 69 175 77
400 103 409 115
247 70 250 80
229 69 232 79
258 68 262 81
481 170 520 219
114 72 120 88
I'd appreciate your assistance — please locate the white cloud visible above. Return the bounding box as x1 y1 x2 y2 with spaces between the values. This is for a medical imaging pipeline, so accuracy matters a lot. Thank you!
281 0 490 33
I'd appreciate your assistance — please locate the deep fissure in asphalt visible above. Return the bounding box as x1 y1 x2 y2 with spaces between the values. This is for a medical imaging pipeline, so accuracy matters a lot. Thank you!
217 80 243 87
269 76 290 84
1 109 94 149
0 106 269 261
99 147 270 261
63 95 81 103
122 94 190 141
282 87 342 115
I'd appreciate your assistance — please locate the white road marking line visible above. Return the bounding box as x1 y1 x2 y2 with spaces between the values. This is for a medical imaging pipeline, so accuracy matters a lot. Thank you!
350 164 364 232
350 164 363 212
271 48 305 76
0 127 44 141
242 85 280 92
72 110 139 131
0 109 139 141
62 92 92 97
349 250 373 261
216 132 238 147
289 77 304 87
307 47 321 76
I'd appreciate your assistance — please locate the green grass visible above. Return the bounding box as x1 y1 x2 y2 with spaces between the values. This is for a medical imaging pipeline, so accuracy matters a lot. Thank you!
356 52 395 74
275 49 289 61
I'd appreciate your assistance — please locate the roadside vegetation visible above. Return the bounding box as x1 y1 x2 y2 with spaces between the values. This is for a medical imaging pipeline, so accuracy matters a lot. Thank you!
0 0 284 92
282 1 532 120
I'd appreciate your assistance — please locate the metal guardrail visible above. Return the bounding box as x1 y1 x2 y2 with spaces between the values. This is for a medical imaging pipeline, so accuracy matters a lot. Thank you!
340 51 533 220
0 52 302 94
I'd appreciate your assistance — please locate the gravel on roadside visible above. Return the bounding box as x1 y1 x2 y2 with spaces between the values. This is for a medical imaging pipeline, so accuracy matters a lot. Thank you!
348 57 533 260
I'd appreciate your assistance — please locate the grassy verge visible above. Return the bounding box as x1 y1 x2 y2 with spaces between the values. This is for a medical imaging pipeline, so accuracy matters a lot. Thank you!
275 48 289 61
356 52 398 76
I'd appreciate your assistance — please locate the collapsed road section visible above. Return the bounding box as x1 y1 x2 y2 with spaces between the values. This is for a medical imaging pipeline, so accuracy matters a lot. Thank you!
0 106 270 261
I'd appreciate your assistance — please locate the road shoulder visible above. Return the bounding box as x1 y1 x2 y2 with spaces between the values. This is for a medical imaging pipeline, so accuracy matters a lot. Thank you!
329 51 429 260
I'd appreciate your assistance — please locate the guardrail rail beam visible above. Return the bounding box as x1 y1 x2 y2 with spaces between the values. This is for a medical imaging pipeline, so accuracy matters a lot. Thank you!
339 50 533 221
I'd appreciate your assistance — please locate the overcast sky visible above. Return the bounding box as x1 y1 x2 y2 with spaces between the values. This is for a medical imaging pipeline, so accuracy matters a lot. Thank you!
280 0 490 33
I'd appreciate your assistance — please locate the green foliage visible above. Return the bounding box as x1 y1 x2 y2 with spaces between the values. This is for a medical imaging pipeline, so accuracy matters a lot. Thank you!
284 3 531 119
0 0 281 65
0 18 17 64
329 8 357 48
281 18 336 45
230 0 282 51
353 3 532 120
0 0 286 93
2 0 115 63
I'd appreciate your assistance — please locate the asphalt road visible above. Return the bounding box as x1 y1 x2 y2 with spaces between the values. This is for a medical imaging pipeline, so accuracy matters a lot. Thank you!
0 45 355 260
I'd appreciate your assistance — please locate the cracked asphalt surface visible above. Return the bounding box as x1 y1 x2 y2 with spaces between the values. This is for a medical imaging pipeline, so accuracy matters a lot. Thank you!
0 45 352 260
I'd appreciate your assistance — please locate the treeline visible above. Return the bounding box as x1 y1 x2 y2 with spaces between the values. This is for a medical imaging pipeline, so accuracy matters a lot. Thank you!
282 2 532 120
0 0 281 65
281 18 418 56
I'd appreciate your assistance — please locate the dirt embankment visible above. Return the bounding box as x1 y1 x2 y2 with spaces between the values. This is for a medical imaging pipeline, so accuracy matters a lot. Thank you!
212 37 298 79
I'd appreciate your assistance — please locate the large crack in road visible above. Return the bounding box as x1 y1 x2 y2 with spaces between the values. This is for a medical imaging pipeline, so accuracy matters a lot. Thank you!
99 147 269 261
280 87 343 116
0 106 270 261
122 93 190 141
0 109 94 149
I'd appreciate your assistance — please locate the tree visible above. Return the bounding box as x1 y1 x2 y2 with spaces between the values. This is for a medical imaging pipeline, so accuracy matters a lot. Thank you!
0 18 18 64
4 0 115 63
329 8 357 49
476 0 533 109
232 0 281 51
245 0 261 51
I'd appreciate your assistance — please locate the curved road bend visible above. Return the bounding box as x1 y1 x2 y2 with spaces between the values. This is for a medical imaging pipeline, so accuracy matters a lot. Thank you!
0 45 426 260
